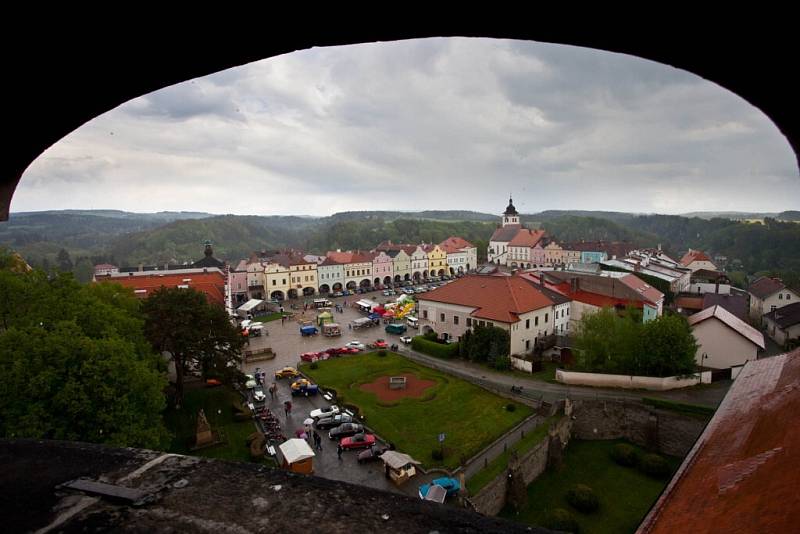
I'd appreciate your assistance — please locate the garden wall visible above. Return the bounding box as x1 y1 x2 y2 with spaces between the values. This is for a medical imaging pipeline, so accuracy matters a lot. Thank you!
468 399 708 516
556 369 712 390
469 416 572 516
570 399 709 457
510 356 532 373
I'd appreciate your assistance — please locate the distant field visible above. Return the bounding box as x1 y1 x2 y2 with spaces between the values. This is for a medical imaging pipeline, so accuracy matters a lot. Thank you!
300 352 532 469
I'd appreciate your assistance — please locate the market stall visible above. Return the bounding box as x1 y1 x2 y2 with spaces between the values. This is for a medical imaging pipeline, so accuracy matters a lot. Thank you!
380 451 420 486
278 438 316 474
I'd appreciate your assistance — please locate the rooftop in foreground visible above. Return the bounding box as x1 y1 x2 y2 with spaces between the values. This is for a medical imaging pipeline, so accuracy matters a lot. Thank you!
0 439 546 533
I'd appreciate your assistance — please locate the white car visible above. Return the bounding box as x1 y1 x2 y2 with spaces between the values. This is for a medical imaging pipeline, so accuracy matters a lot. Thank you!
310 404 340 420
244 374 257 389
253 387 266 402
400 335 413 344
345 341 366 350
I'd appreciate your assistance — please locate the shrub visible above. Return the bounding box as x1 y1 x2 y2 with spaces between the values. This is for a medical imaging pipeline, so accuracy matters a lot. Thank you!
309 362 319 370
544 508 580 533
639 453 671 479
566 484 599 513
411 336 459 359
431 448 444 461
505 403 517 412
377 349 387 357
610 443 639 467
493 356 511 370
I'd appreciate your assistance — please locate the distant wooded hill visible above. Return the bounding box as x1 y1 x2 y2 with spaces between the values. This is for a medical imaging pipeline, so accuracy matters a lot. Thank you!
2 209 799 278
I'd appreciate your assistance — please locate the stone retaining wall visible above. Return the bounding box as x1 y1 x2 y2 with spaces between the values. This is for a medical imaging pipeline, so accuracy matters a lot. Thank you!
556 369 712 390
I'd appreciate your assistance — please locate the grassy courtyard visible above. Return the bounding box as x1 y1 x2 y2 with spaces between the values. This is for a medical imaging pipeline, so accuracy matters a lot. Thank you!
163 384 263 463
501 439 680 534
300 352 532 469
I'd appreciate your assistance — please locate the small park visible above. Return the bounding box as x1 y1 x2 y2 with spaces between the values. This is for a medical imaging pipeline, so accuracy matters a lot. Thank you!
300 351 533 469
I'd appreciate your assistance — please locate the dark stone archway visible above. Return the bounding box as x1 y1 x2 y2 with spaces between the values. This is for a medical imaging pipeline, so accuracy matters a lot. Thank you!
332 282 343 291
270 290 284 301
319 284 330 294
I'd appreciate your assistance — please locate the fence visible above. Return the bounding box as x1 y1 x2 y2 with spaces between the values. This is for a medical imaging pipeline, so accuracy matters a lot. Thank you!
556 369 712 390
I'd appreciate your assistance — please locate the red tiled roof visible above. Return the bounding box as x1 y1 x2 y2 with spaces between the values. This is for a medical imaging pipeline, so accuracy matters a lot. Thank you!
93 263 117 270
419 274 553 323
638 349 800 534
619 274 665 305
438 236 475 253
98 271 226 307
748 276 787 300
674 296 704 311
508 229 546 247
688 305 765 349
680 249 712 266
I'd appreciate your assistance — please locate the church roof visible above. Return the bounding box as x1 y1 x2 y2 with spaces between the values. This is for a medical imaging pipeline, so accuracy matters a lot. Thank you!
503 196 518 216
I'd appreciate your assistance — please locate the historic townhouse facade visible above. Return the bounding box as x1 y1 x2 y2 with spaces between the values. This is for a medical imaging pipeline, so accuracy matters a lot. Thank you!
264 262 291 301
439 236 477 274
387 249 412 283
410 246 429 280
371 250 394 287
317 257 345 294
424 244 448 277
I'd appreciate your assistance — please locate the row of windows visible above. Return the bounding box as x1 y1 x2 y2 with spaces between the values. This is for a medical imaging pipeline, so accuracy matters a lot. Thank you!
778 293 792 300
290 275 314 283
345 269 371 276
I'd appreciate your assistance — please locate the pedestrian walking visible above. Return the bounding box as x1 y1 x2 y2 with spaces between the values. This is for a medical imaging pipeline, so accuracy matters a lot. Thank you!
313 431 322 451
284 400 292 418
337 444 343 460
269 382 276 400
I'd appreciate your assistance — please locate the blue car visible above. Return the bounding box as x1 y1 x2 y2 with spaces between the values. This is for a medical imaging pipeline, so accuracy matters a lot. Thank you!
418 477 461 501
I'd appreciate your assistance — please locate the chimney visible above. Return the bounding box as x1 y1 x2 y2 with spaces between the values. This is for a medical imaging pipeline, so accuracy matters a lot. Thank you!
138 263 144 272
570 278 578 293
715 279 720 294
540 271 545 286
164 262 169 270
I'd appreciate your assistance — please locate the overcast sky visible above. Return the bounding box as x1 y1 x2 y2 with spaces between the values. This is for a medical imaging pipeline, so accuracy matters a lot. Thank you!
14 38 799 216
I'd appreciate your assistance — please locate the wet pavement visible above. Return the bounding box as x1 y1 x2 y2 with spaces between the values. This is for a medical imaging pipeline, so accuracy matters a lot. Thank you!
239 290 437 498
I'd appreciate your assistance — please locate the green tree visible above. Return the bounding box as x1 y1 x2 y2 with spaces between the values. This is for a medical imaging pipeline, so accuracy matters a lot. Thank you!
56 248 73 272
573 307 642 373
0 267 168 449
459 325 510 362
142 287 245 406
637 314 697 377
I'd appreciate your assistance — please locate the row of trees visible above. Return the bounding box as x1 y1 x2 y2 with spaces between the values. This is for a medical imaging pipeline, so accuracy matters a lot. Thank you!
572 308 698 377
0 248 244 450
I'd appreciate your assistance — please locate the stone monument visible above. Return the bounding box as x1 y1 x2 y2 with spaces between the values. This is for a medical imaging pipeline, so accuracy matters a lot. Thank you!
195 409 214 447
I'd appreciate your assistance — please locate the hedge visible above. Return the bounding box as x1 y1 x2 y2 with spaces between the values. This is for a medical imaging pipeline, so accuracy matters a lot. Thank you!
641 397 716 418
545 508 580 533
566 484 599 513
411 336 459 359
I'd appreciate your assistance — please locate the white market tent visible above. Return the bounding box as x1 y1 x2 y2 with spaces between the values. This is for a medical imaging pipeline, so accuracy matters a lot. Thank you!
380 451 420 470
279 438 315 464
237 299 264 318
423 485 447 503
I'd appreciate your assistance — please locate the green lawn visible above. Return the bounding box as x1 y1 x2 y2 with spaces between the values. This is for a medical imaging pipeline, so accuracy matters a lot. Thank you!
251 312 285 323
163 385 264 463
300 352 532 469
501 439 681 534
467 415 561 495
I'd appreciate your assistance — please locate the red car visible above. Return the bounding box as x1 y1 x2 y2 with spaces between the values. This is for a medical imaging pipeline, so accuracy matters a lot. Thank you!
373 339 388 349
340 433 377 450
300 351 327 362
340 347 360 354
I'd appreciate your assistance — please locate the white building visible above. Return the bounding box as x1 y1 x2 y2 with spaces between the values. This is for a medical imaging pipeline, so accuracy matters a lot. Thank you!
680 249 718 272
439 236 477 274
416 274 558 355
689 305 765 369
748 276 800 323
318 257 345 294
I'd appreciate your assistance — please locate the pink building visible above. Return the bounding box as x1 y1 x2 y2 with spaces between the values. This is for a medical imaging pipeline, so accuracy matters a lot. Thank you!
371 251 394 287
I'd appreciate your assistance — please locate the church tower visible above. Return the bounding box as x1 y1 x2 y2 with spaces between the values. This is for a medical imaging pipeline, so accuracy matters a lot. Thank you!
502 196 519 227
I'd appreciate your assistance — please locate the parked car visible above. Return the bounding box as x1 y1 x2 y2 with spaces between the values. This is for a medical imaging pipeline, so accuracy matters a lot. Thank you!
316 413 354 429
300 351 326 362
328 423 364 440
418 477 461 500
403 288 415 295
332 291 344 298
290 378 319 396
357 445 388 463
244 374 257 389
300 325 319 336
253 387 266 402
340 432 377 450
400 335 413 344
345 341 366 350
310 405 340 420
373 339 388 349
275 367 300 379
385 323 407 335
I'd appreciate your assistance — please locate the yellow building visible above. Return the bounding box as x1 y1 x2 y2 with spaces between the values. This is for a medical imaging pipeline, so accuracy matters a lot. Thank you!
423 244 448 277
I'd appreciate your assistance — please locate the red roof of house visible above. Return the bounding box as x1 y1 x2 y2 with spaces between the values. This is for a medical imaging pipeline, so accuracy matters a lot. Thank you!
680 249 713 266
438 236 475 253
674 296 704 311
637 349 800 534
98 271 226 307
489 224 523 242
748 276 788 300
419 274 553 323
93 263 117 270
508 229 546 247
619 274 665 304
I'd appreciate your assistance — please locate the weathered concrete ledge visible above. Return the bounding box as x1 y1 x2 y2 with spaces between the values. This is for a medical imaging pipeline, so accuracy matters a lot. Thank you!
0 439 552 533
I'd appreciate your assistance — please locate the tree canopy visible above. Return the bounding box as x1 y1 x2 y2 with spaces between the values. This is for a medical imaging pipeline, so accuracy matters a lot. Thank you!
0 264 168 449
141 287 245 405
458 325 511 368
573 308 697 377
